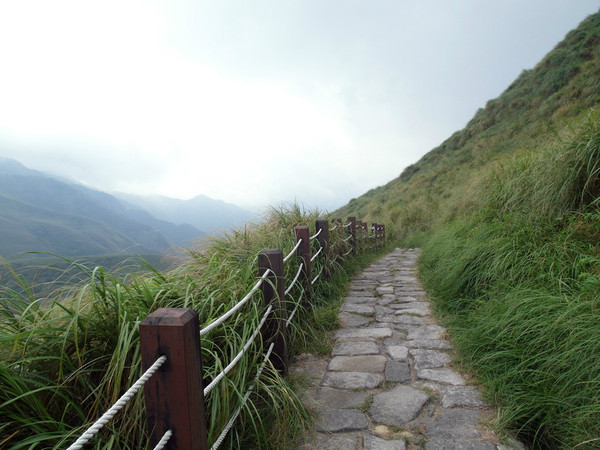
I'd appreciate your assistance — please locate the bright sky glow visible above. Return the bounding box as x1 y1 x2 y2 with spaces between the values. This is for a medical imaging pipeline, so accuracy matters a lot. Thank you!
0 1 598 210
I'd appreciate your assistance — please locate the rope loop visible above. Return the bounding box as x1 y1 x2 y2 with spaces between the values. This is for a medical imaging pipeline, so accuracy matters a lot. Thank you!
283 239 303 263
309 228 322 240
204 305 272 397
285 263 304 296
200 269 272 337
67 355 168 450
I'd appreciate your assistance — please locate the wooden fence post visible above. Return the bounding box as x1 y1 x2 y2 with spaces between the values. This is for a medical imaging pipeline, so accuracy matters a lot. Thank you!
370 222 376 249
332 218 342 259
315 219 329 277
140 308 208 450
258 249 288 375
294 226 312 297
361 222 367 251
348 217 357 255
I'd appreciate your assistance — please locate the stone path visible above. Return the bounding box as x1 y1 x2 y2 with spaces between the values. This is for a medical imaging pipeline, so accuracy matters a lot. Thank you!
293 248 523 450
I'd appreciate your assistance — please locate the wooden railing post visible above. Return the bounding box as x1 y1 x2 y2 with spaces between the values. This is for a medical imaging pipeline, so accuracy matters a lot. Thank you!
140 308 207 450
372 223 379 248
332 218 342 258
348 216 357 255
315 219 329 278
294 226 312 297
258 249 288 375
361 222 367 251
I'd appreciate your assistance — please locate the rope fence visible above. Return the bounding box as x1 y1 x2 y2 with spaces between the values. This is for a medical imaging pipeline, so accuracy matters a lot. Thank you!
66 355 168 449
285 288 305 327
200 269 272 337
210 342 275 450
204 305 272 397
283 238 303 263
309 228 322 240
63 216 384 450
285 262 304 296
153 430 173 450
311 266 324 285
310 246 323 262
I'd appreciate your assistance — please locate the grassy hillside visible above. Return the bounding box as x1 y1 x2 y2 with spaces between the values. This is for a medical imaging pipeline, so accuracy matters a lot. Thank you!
0 204 389 449
337 12 600 242
337 11 600 448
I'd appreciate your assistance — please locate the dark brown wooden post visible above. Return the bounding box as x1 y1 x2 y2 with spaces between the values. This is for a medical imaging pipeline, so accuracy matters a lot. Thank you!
348 216 357 255
294 226 312 297
332 218 342 258
140 308 207 450
361 222 367 250
258 249 288 375
315 219 329 277
373 223 380 248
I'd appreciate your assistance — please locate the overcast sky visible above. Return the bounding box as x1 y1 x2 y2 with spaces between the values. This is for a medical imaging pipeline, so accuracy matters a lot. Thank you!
0 1 598 211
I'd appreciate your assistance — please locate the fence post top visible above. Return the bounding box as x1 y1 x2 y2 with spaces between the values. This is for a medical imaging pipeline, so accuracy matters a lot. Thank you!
259 248 283 256
141 308 199 326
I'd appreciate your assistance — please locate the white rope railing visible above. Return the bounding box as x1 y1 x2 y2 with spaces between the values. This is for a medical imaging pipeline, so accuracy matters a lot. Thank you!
203 305 272 397
200 269 272 337
285 289 304 327
283 239 303 263
210 342 275 450
344 222 352 228
311 267 324 285
67 355 168 450
343 235 353 243
153 430 173 450
310 246 323 262
329 224 338 231
342 248 353 257
309 228 322 240
284 263 304 296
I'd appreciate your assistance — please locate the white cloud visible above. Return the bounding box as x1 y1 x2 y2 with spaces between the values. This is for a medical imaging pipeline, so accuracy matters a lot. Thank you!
0 0 598 210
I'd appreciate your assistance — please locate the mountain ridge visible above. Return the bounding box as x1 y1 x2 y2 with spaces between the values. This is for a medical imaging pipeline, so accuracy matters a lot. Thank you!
0 157 252 258
336 11 600 238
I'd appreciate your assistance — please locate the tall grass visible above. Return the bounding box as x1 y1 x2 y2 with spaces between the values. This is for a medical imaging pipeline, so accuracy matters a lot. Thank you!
0 203 384 449
420 115 600 448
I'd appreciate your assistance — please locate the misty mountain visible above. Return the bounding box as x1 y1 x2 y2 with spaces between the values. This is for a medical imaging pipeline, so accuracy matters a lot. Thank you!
0 157 209 257
115 192 256 232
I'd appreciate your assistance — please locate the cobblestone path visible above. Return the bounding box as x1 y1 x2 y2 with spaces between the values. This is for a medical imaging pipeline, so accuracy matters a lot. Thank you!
293 248 523 450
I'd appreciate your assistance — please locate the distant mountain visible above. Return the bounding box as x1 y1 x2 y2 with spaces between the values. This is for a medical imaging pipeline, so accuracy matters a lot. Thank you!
115 193 256 232
0 156 45 177
0 157 207 257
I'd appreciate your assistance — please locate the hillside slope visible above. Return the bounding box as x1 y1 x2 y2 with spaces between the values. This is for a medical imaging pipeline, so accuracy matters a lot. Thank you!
336 12 600 240
336 11 600 448
0 158 206 257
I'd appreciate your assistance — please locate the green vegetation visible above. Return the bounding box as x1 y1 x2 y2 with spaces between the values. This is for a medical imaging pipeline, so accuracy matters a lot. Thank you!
336 11 600 449
420 119 600 448
0 204 389 449
0 253 171 297
4 10 600 450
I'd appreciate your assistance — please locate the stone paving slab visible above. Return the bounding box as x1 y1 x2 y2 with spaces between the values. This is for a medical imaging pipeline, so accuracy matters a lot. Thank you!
293 248 523 449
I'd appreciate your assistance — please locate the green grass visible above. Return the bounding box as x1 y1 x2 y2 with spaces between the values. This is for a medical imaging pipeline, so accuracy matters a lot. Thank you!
0 203 387 449
419 119 600 448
